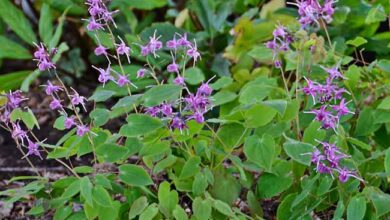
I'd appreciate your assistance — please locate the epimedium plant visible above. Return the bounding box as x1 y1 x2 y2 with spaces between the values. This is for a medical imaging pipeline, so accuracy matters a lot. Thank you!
1 0 390 220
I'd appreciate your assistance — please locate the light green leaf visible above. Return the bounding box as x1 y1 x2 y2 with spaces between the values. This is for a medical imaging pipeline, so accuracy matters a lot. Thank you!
0 70 31 91
0 37 31 60
96 143 129 163
283 139 313 166
346 36 367 47
90 108 110 126
0 0 37 44
129 196 148 219
119 114 163 137
179 156 201 179
119 164 153 186
158 181 179 218
39 4 54 45
365 4 387 24
142 84 181 107
80 177 93 207
184 67 205 85
257 173 293 198
212 91 237 106
244 134 275 171
93 185 112 207
347 196 366 220
89 90 116 102
139 204 159 220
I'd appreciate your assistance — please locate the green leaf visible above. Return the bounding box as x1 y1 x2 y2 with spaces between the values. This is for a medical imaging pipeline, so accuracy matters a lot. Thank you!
257 173 293 199
378 59 390 73
89 90 116 102
129 196 148 219
53 116 66 130
10 108 39 129
119 114 163 137
112 0 167 10
96 143 129 163
158 181 179 218
213 200 235 217
276 193 296 220
184 67 205 85
386 149 390 177
211 91 237 106
139 141 170 157
0 0 37 44
39 4 54 45
378 97 390 110
93 185 112 207
248 45 274 62
119 164 153 186
192 197 212 220
283 139 313 166
303 121 326 145
365 4 387 24
347 196 366 220
80 177 93 206
192 172 208 196
346 137 371 151
139 204 159 220
90 108 110 127
244 134 275 171
49 8 68 48
0 37 31 60
366 187 390 217
142 84 181 107
180 156 201 179
0 70 31 91
172 205 188 220
53 205 72 220
346 36 368 47
211 77 233 90
73 166 93 174
61 179 80 199
244 104 277 128
209 171 241 205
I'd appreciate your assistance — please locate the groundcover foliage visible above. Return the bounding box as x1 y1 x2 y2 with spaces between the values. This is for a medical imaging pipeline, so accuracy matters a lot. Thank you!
0 0 390 219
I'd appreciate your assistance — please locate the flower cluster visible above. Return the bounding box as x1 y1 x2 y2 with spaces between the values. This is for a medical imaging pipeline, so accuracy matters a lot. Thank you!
265 25 293 68
84 0 208 131
85 0 118 31
33 43 56 71
311 141 363 183
43 80 90 137
146 81 213 131
290 0 337 28
0 91 42 158
302 64 360 182
303 65 353 131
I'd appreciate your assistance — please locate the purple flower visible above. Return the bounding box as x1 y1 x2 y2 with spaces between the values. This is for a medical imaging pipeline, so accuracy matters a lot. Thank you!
311 148 324 164
94 45 107 56
197 82 213 96
145 106 160 117
93 65 113 86
332 99 354 116
87 19 103 31
190 111 205 123
76 125 90 136
170 117 187 131
11 122 27 141
116 37 131 63
302 77 319 102
306 105 331 122
177 33 192 47
166 36 178 50
291 0 336 28
140 45 150 56
6 91 24 109
44 81 62 95
147 31 163 57
321 66 344 80
167 62 180 73
161 103 173 117
26 139 42 159
33 43 56 71
187 44 201 63
50 98 62 110
273 25 287 37
173 75 185 86
116 75 130 87
337 168 363 183
316 162 331 174
70 88 87 111
64 116 76 129
265 40 277 50
137 68 147 78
